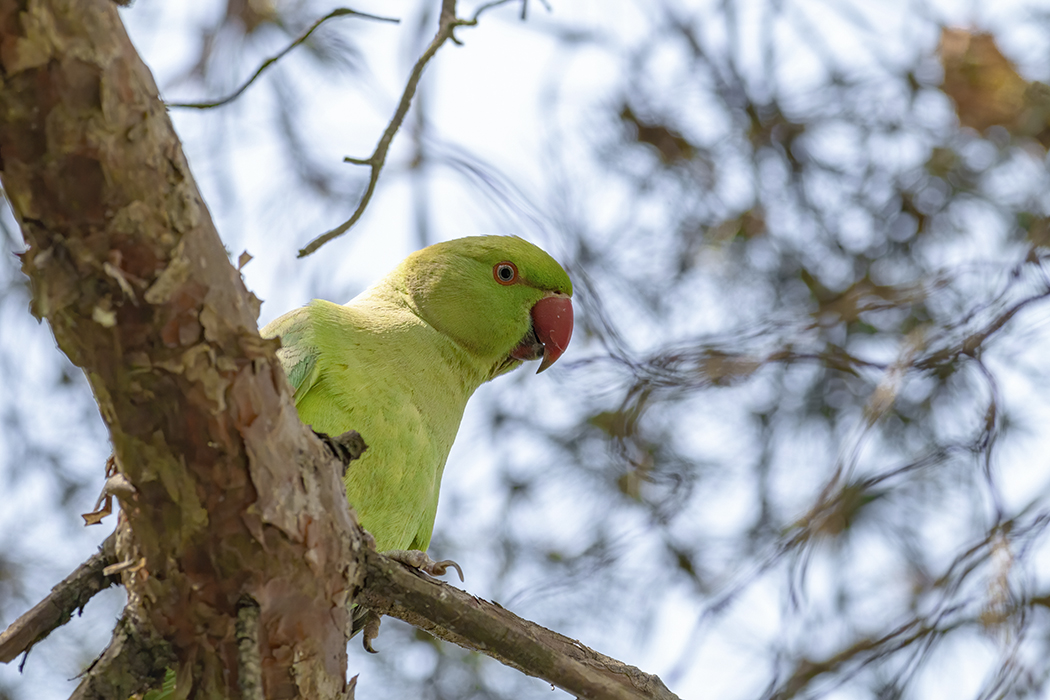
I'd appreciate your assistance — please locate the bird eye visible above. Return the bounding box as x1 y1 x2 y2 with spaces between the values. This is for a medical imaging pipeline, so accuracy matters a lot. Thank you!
493 262 518 285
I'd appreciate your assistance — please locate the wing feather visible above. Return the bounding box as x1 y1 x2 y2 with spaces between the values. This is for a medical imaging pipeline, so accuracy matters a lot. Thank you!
262 306 320 401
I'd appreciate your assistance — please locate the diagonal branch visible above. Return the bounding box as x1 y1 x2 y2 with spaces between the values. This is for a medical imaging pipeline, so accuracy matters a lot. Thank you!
0 534 118 664
359 547 681 700
167 8 399 110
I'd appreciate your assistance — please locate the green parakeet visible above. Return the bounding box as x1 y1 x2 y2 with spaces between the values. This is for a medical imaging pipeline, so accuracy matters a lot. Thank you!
261 235 573 560
140 237 570 695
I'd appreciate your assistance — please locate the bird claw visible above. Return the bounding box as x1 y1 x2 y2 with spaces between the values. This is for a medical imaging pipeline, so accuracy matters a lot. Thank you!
361 610 381 653
385 549 464 582
353 549 461 652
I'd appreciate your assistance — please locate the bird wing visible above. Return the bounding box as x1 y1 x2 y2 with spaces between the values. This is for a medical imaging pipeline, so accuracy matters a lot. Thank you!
262 305 321 402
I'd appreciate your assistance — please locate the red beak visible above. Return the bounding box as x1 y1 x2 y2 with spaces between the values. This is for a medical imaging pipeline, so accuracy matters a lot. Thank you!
531 294 573 373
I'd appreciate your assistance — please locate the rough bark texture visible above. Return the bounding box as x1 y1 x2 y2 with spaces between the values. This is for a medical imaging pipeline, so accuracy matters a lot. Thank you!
0 0 362 697
0 534 117 664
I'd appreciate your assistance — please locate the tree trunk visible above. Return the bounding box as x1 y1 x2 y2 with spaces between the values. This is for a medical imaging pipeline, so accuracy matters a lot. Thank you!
0 0 362 697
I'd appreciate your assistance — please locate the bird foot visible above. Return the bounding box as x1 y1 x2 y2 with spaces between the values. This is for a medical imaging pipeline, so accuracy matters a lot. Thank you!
361 610 382 653
385 549 464 582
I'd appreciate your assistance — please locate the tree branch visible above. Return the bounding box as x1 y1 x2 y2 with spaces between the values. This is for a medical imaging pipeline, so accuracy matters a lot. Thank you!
359 548 680 700
167 8 400 110
0 534 118 664
1 516 680 699
298 0 478 257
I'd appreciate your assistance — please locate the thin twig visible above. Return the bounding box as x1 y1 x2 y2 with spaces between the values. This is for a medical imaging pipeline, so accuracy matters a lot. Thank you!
915 287 1050 371
167 8 399 110
470 0 520 20
299 0 485 257
0 533 118 664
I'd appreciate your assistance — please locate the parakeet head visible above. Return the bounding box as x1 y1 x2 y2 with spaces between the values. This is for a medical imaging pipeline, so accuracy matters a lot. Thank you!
398 236 573 377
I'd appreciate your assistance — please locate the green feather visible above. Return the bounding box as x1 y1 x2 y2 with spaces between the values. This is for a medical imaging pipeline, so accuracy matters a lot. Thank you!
262 236 572 552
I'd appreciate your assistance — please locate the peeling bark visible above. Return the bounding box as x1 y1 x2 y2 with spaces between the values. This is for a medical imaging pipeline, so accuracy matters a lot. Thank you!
0 0 362 697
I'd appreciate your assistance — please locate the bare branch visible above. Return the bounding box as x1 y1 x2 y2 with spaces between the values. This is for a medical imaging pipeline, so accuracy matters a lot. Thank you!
0 534 118 664
299 0 480 257
167 8 399 110
470 0 522 20
916 288 1050 370
770 613 967 700
359 547 680 700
